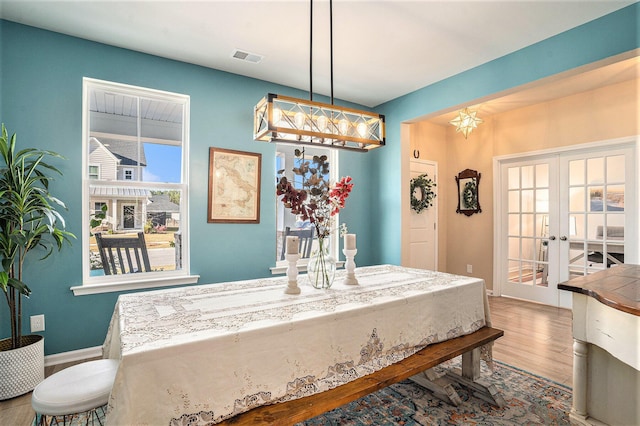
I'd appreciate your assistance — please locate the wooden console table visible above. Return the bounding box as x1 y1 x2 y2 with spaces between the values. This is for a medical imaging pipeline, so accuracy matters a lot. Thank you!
558 264 639 426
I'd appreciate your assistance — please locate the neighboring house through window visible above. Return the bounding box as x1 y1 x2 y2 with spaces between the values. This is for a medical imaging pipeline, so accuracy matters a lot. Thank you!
76 78 197 295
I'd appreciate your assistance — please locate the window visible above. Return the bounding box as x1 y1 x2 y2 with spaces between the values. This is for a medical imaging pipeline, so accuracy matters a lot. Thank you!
89 165 100 180
75 78 197 295
274 144 339 271
93 202 106 215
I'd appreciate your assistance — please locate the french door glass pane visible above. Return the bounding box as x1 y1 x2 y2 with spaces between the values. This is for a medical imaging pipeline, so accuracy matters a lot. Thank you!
508 168 520 189
607 155 625 182
521 190 534 212
508 214 519 235
587 157 604 184
521 166 534 188
569 160 584 185
508 190 519 212
536 189 549 212
569 187 585 211
536 164 549 187
522 214 534 237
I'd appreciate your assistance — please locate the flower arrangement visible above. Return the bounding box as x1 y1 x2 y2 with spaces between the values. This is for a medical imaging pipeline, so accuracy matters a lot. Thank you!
276 150 353 241
276 150 353 288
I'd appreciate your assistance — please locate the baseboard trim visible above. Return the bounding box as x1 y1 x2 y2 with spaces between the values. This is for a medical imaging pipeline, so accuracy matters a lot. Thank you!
45 345 102 367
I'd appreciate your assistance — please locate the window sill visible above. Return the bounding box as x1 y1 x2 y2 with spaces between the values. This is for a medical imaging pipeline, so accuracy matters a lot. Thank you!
71 274 200 296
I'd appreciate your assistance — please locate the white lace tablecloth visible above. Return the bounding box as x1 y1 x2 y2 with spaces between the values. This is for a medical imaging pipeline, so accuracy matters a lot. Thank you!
102 265 491 425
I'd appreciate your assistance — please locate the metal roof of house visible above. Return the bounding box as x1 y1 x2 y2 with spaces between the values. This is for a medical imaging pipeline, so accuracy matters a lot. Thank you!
90 187 151 198
147 194 180 212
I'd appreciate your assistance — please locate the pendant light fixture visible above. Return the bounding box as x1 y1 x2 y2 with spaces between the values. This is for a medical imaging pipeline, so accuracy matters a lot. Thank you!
254 0 385 152
449 107 483 139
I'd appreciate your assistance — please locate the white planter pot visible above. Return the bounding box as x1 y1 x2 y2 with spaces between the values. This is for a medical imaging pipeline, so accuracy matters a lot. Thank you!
0 335 44 400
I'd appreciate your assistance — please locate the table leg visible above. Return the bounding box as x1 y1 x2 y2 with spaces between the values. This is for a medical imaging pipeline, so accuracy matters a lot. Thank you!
569 339 591 425
410 348 506 408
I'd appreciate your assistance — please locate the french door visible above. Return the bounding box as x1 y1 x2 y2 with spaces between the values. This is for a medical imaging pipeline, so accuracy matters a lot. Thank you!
502 157 560 306
498 143 635 307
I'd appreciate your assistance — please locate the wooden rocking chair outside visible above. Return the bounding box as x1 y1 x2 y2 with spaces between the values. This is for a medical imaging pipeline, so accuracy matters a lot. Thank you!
280 227 315 260
95 232 152 275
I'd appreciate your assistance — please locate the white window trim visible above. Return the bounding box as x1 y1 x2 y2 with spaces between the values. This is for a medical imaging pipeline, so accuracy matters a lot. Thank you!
78 77 197 295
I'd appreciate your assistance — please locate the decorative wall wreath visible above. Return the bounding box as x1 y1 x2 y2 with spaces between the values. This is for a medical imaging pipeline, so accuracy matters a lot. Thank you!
462 180 478 209
410 174 436 213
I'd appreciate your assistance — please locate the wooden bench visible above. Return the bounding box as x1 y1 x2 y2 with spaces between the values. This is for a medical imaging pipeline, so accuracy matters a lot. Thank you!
220 326 504 425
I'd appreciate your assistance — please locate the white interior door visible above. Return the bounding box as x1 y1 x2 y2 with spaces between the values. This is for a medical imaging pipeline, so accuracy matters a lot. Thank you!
408 159 437 270
561 146 635 280
498 142 636 307
501 157 560 306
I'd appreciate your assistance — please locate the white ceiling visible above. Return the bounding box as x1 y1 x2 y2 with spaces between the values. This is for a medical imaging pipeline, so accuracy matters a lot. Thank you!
0 0 635 108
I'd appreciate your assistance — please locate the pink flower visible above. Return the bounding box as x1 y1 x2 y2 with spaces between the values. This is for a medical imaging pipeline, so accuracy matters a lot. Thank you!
328 176 353 216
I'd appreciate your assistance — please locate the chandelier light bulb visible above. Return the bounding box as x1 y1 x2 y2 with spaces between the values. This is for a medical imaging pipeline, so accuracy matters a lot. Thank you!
316 115 328 132
272 107 282 124
338 119 349 135
356 122 367 138
294 111 305 128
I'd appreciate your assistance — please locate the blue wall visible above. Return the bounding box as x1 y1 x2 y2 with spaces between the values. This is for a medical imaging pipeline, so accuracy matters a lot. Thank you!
0 20 377 354
0 2 637 355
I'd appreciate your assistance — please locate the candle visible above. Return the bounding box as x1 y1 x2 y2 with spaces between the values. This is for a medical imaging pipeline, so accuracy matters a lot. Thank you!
345 234 356 250
286 236 299 254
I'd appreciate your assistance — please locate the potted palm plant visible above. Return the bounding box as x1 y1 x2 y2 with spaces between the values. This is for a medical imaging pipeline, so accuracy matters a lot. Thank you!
0 124 74 399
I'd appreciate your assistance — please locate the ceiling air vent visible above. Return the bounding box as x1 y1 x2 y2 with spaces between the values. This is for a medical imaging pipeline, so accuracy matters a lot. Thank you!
231 49 263 64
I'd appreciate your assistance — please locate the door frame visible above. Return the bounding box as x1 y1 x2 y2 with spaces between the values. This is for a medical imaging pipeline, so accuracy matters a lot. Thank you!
493 136 638 299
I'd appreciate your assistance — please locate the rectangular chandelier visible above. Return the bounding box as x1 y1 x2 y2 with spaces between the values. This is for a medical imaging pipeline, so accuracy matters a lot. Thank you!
254 93 385 152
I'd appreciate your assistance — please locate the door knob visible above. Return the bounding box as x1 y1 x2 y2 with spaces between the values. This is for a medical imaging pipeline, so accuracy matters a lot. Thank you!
560 236 568 241
548 236 556 241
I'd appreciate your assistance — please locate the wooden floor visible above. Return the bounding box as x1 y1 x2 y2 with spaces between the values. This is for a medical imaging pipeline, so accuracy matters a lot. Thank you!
489 296 573 386
0 296 573 425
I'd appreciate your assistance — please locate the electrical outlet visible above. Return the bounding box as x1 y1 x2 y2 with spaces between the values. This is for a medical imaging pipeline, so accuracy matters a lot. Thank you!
466 264 473 273
30 314 45 332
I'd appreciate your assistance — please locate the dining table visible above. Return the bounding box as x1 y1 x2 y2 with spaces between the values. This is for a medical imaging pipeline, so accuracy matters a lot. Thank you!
102 264 492 425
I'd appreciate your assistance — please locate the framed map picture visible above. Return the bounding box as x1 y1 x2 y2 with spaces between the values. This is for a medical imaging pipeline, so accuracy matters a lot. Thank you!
208 148 261 223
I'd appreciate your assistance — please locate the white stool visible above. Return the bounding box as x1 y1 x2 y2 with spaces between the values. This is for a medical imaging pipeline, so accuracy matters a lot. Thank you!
32 359 119 426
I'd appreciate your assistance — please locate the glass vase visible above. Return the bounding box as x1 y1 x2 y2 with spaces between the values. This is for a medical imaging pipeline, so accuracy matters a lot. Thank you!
307 238 336 289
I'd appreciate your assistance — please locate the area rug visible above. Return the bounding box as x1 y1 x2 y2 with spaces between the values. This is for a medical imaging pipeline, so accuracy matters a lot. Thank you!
300 359 572 425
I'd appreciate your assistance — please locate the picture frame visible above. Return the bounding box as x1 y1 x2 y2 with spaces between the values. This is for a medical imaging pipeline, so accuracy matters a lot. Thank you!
208 147 261 223
456 169 481 216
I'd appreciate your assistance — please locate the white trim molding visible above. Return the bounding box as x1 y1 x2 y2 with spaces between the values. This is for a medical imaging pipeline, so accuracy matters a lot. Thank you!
44 345 103 367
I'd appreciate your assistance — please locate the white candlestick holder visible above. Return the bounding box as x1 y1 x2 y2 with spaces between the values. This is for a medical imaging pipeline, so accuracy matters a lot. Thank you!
284 253 301 294
342 249 359 285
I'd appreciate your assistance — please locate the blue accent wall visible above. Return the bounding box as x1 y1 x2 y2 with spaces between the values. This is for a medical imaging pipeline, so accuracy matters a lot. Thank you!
0 20 377 354
0 2 637 355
